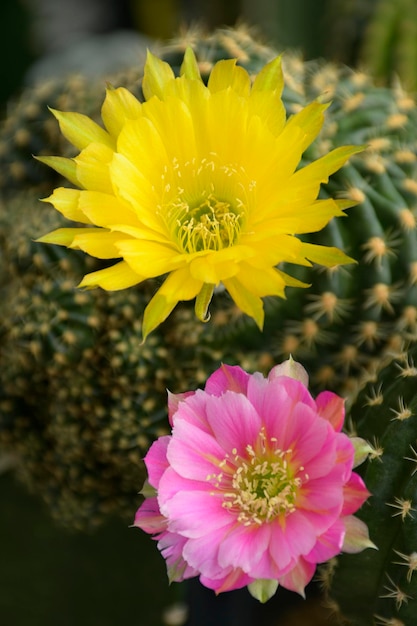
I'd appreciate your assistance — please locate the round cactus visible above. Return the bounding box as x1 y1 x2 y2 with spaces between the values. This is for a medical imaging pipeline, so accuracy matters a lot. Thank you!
1 25 417 534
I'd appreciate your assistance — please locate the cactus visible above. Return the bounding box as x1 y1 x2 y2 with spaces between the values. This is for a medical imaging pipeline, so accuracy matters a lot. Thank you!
360 0 417 92
0 192 174 529
0 190 259 529
1 25 417 534
324 341 417 625
160 26 417 394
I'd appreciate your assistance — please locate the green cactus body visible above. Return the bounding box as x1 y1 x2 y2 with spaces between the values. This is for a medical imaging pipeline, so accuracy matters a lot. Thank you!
1 26 417 533
326 343 417 625
0 193 177 529
163 30 417 394
360 0 417 93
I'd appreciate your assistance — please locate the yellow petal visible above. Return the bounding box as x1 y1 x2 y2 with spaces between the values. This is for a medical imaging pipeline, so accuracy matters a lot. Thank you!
142 95 196 163
194 283 214 322
35 156 80 187
282 101 328 154
189 257 238 284
207 59 251 96
75 143 114 194
110 153 162 231
163 74 208 115
117 239 183 277
299 241 357 267
206 90 248 162
77 190 138 228
78 260 142 290
70 230 130 259
293 144 365 186
101 86 142 137
142 267 202 340
223 276 265 329
50 108 114 151
189 246 252 283
42 187 92 224
236 264 287 298
252 55 284 96
142 49 175 101
180 47 202 81
142 293 177 341
250 198 346 235
275 268 310 288
248 91 286 136
242 234 302 267
116 117 168 180
247 56 286 135
37 227 99 247
108 223 171 244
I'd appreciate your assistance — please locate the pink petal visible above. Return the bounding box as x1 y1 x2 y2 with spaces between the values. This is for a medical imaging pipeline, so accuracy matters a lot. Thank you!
249 382 320 453
248 375 316 430
167 419 226 480
144 436 170 489
283 409 336 476
298 474 345 517
217 522 272 575
205 363 251 396
274 376 316 410
134 496 167 534
204 391 262 457
161 488 232 538
341 472 371 515
158 532 198 582
276 511 318 559
304 518 345 563
268 522 297 572
167 390 195 425
200 567 253 593
334 434 355 479
182 528 232 578
169 389 212 433
315 391 345 431
278 557 316 597
157 466 211 506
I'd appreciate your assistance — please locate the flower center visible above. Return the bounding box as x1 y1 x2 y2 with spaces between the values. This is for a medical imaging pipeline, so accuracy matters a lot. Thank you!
159 156 254 254
170 192 242 253
219 444 303 526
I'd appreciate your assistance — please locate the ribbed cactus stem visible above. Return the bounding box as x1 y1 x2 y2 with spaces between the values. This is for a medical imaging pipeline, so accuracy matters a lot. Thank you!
326 343 417 624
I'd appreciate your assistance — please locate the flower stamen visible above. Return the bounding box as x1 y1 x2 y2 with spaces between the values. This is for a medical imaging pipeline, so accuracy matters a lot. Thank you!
216 438 303 525
159 157 249 254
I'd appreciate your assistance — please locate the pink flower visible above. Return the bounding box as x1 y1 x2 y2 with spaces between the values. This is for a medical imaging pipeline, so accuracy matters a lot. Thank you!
134 359 373 602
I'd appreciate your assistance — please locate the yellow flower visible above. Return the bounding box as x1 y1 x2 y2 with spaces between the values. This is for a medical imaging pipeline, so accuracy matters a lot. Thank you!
38 48 362 340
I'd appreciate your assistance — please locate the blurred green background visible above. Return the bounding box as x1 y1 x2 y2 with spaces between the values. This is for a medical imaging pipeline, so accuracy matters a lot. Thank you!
5 0 415 114
2 0 417 624
1 471 182 626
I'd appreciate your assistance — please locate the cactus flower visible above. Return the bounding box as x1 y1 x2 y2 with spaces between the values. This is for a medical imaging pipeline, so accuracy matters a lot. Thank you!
38 49 362 339
134 359 372 602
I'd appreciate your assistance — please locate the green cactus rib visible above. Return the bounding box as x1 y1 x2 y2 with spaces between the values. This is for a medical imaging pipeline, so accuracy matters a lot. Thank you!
327 343 417 625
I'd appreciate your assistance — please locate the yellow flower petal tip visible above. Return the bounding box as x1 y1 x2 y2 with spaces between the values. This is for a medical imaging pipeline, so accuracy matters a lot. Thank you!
195 283 215 323
37 48 364 337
